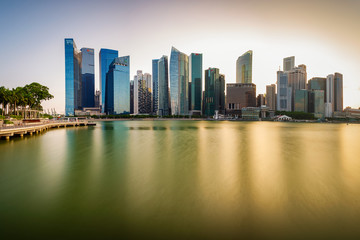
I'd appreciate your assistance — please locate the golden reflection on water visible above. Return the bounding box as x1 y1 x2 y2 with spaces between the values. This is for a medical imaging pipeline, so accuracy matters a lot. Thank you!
1 121 360 238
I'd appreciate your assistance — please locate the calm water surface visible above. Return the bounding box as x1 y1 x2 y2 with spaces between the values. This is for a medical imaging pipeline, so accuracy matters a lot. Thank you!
1 121 360 239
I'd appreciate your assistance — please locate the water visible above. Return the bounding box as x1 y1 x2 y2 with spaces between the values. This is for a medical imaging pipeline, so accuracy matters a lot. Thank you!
1 120 360 239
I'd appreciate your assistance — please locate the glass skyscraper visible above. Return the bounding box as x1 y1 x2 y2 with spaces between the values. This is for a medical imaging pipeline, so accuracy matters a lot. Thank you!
204 68 225 116
276 71 292 111
100 49 118 113
152 59 159 114
105 56 130 115
80 48 95 108
334 72 343 112
170 47 189 115
158 56 170 116
65 38 82 116
189 53 202 113
236 50 252 84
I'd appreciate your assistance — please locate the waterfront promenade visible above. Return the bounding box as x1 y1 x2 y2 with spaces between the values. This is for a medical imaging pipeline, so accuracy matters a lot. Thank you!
0 120 92 140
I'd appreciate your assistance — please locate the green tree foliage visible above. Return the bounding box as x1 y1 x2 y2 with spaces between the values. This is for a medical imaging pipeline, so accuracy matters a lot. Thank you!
275 111 316 120
0 83 54 118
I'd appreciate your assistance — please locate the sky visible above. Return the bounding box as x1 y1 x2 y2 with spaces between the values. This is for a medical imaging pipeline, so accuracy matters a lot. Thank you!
0 0 359 113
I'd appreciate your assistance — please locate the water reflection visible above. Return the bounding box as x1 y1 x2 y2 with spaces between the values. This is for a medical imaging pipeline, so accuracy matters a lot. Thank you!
1 121 360 238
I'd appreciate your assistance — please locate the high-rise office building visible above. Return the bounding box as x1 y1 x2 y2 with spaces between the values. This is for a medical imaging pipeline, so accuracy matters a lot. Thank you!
276 71 292 111
189 53 203 114
308 90 325 119
136 71 152 114
152 59 159 114
105 56 130 115
65 38 82 116
325 74 334 117
203 68 225 116
158 56 170 116
130 80 134 114
100 49 118 113
236 50 252 83
266 84 276 110
283 56 295 71
334 72 343 112
294 89 308 112
170 47 189 115
95 90 101 108
257 94 265 107
80 48 95 108
288 64 307 111
226 83 256 115
307 77 326 102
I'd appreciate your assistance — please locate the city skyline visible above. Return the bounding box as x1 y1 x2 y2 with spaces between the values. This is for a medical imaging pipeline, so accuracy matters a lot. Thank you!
1 0 360 113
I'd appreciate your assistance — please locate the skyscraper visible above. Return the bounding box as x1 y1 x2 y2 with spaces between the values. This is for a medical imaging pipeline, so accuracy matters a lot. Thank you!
334 72 343 112
134 71 152 114
80 48 95 108
65 38 82 116
152 59 159 114
189 53 203 114
105 56 130 115
236 50 252 83
100 49 118 113
158 56 170 116
288 64 307 111
308 90 325 119
276 71 292 111
130 80 134 114
204 68 225 116
283 56 295 71
266 84 276 110
294 89 308 112
170 47 189 115
226 83 256 115
307 77 327 102
325 74 334 117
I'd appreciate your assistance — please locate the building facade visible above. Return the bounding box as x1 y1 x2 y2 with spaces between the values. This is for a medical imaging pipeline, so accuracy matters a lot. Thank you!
130 80 134 114
99 49 118 113
136 71 152 114
308 90 325 119
65 38 82 116
288 64 307 111
105 56 130 115
294 89 308 112
158 56 170 116
325 74 335 117
236 50 252 84
276 71 292 111
226 83 256 115
266 84 276 110
189 53 203 114
80 48 95 108
334 72 343 112
283 56 295 71
170 47 189 115
152 59 159 114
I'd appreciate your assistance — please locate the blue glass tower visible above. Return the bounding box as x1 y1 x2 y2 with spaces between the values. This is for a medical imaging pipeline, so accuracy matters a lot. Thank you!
158 56 170 116
81 48 95 108
170 47 189 115
189 53 202 112
100 49 118 113
105 56 130 115
65 38 81 116
152 59 159 114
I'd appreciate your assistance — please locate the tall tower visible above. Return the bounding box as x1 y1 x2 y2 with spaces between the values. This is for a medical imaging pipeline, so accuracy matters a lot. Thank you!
105 56 130 115
334 72 343 112
283 56 295 71
189 53 203 113
325 74 334 117
236 50 252 83
152 59 159 114
170 47 189 115
65 38 82 116
99 49 118 113
80 48 95 108
158 56 170 116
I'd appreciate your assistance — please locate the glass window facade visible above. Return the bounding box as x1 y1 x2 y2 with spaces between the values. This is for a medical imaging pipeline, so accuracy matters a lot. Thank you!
189 53 203 112
105 56 130 115
100 49 119 113
204 68 225 116
80 48 95 108
65 38 81 116
152 59 159 114
236 50 252 84
276 71 292 111
170 47 189 115
158 56 170 116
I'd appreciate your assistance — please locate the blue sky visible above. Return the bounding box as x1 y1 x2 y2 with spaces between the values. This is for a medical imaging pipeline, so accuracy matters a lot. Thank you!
1 0 359 113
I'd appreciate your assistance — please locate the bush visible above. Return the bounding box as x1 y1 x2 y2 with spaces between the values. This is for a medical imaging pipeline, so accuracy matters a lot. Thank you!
4 120 14 124
10 115 23 120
